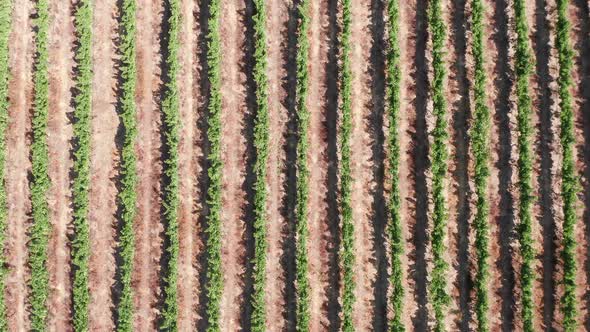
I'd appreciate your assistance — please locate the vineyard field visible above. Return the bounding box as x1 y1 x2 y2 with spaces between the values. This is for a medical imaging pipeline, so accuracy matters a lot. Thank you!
1 0 590 330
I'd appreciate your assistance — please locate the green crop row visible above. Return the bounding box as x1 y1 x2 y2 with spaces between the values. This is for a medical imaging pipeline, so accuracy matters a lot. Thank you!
513 0 535 330
29 0 51 329
555 0 578 330
71 0 93 330
204 0 223 329
159 0 182 330
294 0 312 331
115 0 139 330
470 0 491 330
339 0 355 331
427 0 450 330
250 0 270 330
0 0 11 330
385 0 404 330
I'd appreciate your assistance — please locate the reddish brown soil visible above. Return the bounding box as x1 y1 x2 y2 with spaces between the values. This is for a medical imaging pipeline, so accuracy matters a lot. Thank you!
264 0 289 330
397 0 419 328
487 0 519 330
349 0 378 328
46 1 75 330
87 0 120 330
570 0 590 328
218 0 248 329
5 1 33 330
485 0 512 329
132 0 164 329
192 0 207 326
445 0 469 328
306 0 333 329
530 0 559 328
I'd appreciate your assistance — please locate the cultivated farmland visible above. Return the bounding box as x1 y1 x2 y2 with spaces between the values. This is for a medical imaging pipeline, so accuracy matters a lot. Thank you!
1 0 590 331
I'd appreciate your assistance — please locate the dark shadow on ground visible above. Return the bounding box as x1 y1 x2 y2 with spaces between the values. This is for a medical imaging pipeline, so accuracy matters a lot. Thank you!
449 0 473 329
532 0 557 328
410 0 430 329
492 0 516 330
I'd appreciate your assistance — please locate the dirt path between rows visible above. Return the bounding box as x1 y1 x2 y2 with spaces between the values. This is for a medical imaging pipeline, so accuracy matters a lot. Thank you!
133 0 163 329
306 0 334 329
529 0 557 329
396 0 419 327
570 0 590 328
87 0 119 330
46 0 75 330
349 0 378 328
264 0 289 330
5 1 33 331
176 0 198 330
487 0 517 329
529 0 557 328
446 0 472 328
218 0 248 329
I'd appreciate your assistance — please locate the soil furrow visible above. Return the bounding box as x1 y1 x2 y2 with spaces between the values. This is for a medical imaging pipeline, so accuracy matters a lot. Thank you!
488 0 517 329
5 1 33 330
176 0 197 329
368 0 388 329
219 0 248 329
396 0 419 327
446 0 473 329
87 0 119 329
480 0 509 329
193 0 208 327
571 0 590 328
265 0 289 330
349 0 378 328
530 0 560 328
307 0 333 329
133 0 163 329
46 0 75 330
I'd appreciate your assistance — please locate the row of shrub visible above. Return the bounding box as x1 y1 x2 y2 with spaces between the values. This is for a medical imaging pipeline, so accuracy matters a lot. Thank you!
115 0 139 330
250 0 270 330
470 0 491 330
427 0 450 330
385 0 404 330
294 0 312 330
513 0 535 330
338 0 355 330
0 0 11 330
29 0 52 329
159 0 182 329
71 0 93 330
555 0 578 330
203 0 224 329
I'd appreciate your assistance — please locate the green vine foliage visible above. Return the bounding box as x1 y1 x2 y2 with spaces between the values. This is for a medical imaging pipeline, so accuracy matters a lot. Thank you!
513 0 535 329
71 0 93 330
470 0 491 330
555 0 578 330
427 0 450 330
0 0 11 330
339 0 355 330
159 0 182 330
385 0 404 330
30 0 51 329
115 0 139 330
204 0 223 329
294 0 311 330
250 0 270 330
